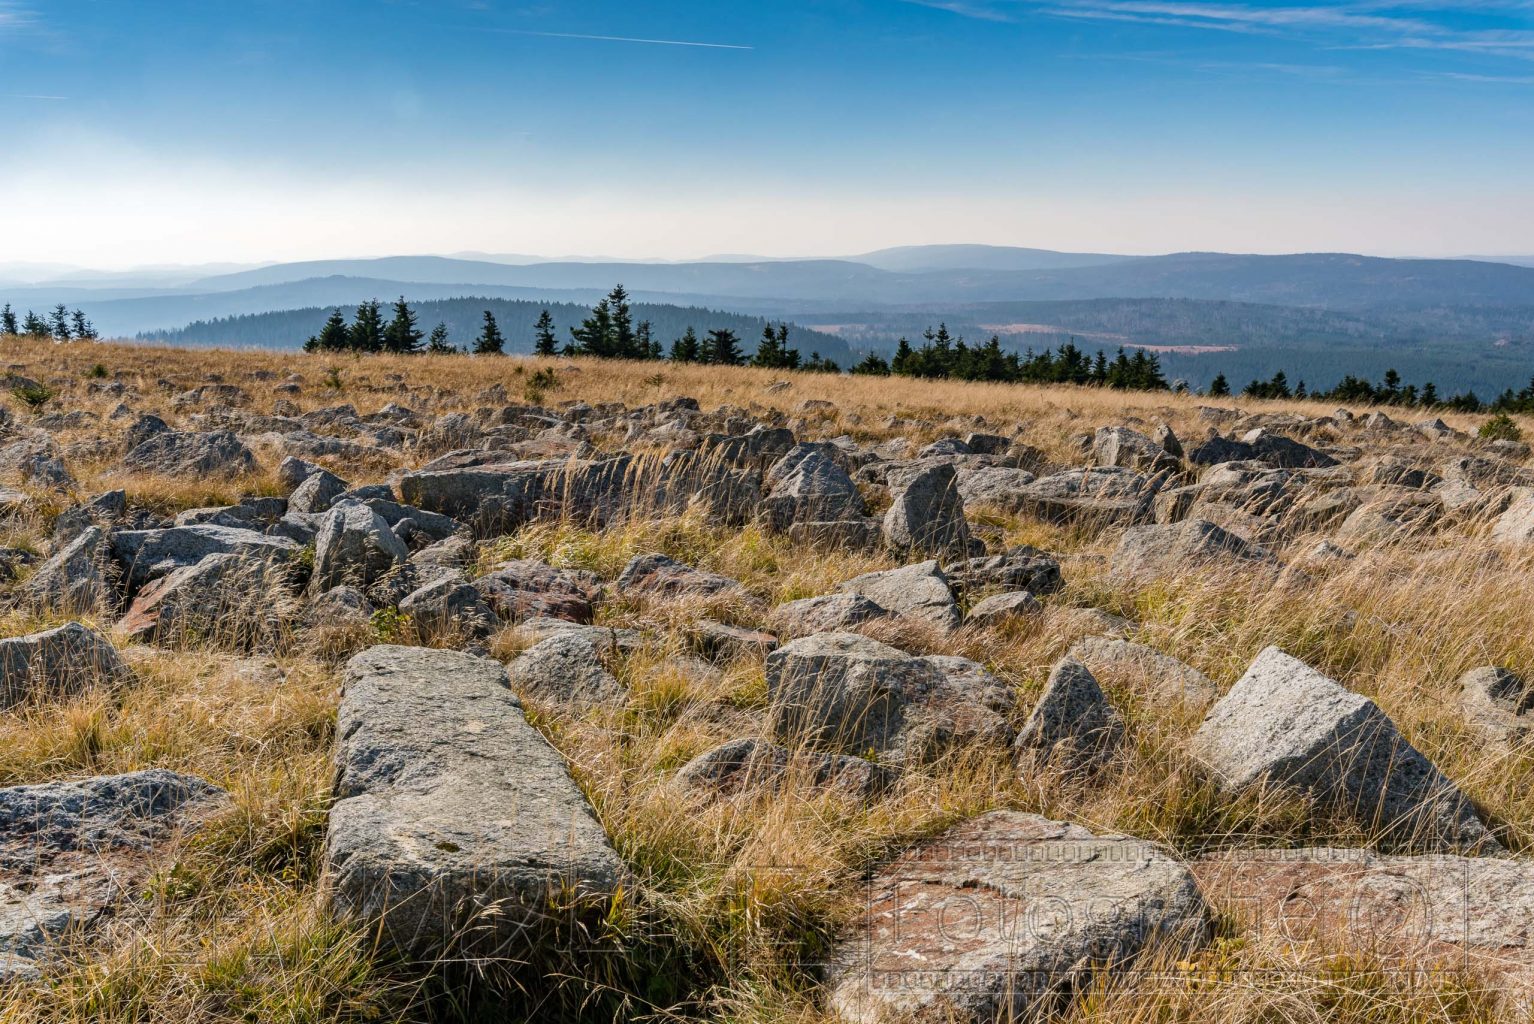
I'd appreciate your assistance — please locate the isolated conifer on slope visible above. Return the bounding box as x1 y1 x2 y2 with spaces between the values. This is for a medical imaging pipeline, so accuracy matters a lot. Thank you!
304 309 352 352
382 296 423 354
474 310 505 355
534 309 558 356
670 326 701 363
0 304 17 336
426 322 454 354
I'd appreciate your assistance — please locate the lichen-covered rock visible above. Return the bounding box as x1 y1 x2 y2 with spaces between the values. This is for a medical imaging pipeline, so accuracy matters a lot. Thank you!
1014 657 1124 769
768 593 893 638
838 560 960 631
20 525 115 613
122 430 257 478
1111 518 1272 581
615 552 747 601
882 460 972 560
673 737 891 802
765 632 1014 764
0 622 132 709
0 769 226 981
826 812 1209 1024
508 632 625 705
965 590 1042 627
308 500 409 595
325 646 628 961
1192 646 1495 852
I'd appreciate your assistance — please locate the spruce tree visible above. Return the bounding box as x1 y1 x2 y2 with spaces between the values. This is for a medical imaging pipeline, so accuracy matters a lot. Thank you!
533 310 557 356
69 310 96 340
426 322 454 354
608 285 636 357
382 296 423 354
0 304 17 336
474 310 505 355
21 311 47 337
851 352 891 375
49 304 71 341
750 323 800 370
703 328 744 366
1208 373 1231 397
669 326 701 363
304 309 351 352
569 299 614 357
637 320 660 360
350 300 385 353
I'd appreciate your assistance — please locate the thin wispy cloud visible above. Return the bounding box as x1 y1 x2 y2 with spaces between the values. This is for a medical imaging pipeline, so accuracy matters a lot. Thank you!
913 1 1534 62
901 0 1019 21
498 29 753 50
2 93 65 100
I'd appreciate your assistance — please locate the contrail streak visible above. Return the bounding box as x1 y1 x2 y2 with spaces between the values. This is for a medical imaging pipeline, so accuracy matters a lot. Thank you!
500 29 753 50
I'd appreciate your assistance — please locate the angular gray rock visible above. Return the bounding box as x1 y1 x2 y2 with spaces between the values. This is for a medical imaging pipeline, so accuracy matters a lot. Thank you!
965 590 1042 628
882 459 972 560
826 812 1209 1024
508 632 625 706
838 560 961 631
1014 467 1160 526
0 622 132 710
614 552 746 601
20 525 115 613
767 593 893 638
397 574 497 639
1094 426 1178 473
760 448 865 530
326 646 628 961
765 632 1014 765
308 500 409 595
673 737 891 802
1068 636 1217 707
946 545 1064 596
1458 666 1533 745
114 551 291 645
475 558 602 624
1192 647 1495 852
1111 518 1272 581
1014 657 1124 769
122 430 257 478
0 769 226 981
111 524 300 591
955 465 1038 511
286 468 348 515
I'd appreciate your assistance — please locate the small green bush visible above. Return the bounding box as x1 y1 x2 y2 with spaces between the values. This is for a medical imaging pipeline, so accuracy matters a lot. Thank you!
1480 412 1522 442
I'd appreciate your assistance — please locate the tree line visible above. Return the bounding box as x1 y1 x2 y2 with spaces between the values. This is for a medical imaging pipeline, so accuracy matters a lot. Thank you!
1224 368 1534 414
0 303 99 341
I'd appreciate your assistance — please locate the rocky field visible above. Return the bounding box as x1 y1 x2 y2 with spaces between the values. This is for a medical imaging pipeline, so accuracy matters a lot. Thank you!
2 338 1534 1023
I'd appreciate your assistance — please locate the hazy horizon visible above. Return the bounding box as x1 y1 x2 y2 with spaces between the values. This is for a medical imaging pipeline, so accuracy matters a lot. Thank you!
4 0 1532 266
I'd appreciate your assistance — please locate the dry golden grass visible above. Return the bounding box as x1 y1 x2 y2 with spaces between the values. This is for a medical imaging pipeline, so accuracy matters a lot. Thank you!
0 336 1531 1023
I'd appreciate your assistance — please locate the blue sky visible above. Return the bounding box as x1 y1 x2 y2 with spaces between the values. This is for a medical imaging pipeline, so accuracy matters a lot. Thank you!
2 0 1531 265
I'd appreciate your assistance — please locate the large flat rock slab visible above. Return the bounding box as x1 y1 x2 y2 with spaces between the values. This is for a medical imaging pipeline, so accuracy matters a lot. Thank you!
325 645 628 963
0 769 226 980
827 811 1208 1023
1194 847 1534 1003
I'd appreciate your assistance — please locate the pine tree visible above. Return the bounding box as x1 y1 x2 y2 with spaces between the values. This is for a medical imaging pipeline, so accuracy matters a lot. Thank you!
69 310 96 339
637 320 660 359
1208 373 1231 397
702 328 744 366
750 323 800 370
891 337 915 375
426 322 454 354
533 310 557 356
382 296 423 354
669 326 701 363
21 311 48 337
850 352 891 375
304 309 351 352
49 304 71 341
474 310 505 355
0 305 17 336
350 300 385 353
569 299 614 357
608 284 636 357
